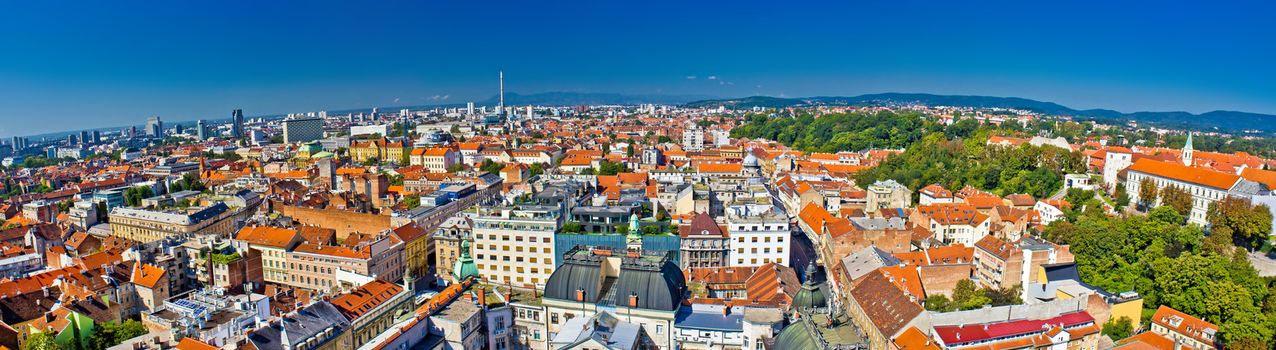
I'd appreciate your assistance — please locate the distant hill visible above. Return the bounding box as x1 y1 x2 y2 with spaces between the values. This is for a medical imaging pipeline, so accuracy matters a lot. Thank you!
685 93 1276 134
479 92 717 106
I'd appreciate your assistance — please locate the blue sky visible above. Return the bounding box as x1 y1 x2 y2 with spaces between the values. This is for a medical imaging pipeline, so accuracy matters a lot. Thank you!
1 0 1274 137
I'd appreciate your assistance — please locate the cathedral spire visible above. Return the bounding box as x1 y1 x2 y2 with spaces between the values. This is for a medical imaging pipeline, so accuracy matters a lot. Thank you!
1182 132 1194 166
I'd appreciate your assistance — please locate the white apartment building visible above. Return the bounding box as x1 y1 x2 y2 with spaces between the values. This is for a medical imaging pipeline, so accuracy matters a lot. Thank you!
471 205 562 289
683 125 704 152
726 210 791 267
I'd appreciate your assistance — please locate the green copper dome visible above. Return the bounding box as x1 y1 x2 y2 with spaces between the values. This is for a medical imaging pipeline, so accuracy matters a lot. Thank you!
790 262 829 312
773 319 819 350
452 240 479 282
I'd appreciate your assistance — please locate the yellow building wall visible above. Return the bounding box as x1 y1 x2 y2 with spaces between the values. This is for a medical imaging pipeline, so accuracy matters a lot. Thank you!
1109 298 1144 330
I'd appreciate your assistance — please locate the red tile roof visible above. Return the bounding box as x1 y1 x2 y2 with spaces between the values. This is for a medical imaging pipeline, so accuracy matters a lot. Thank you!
934 311 1095 346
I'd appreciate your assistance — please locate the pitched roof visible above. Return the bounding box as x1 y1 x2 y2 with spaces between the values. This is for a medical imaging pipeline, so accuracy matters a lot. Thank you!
235 226 301 248
1150 305 1218 346
893 326 941 350
974 235 1015 261
1127 158 1240 190
1114 331 1175 350
680 213 726 238
933 311 1095 347
849 270 923 338
744 263 800 305
917 203 989 226
131 263 166 289
176 338 219 350
330 279 404 321
1240 167 1276 190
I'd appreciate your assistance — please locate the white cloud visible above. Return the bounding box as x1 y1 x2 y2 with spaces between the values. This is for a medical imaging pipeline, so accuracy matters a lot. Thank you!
685 75 697 80
394 97 401 103
707 75 718 80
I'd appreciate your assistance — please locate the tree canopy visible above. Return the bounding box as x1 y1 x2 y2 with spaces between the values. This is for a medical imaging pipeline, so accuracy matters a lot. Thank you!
1043 210 1276 347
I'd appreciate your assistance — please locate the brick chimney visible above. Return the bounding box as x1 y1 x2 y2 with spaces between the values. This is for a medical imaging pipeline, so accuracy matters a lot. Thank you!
477 287 486 307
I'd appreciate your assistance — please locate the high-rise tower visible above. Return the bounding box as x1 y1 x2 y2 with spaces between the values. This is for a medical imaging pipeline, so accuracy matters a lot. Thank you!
498 70 505 116
231 109 245 139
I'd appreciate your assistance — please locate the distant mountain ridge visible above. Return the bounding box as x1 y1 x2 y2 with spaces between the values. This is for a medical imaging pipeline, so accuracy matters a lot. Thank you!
685 93 1276 134
479 92 717 106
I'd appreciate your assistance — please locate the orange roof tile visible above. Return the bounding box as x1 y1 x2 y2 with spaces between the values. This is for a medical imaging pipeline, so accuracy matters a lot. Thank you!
696 163 742 173
331 279 404 320
1240 167 1276 190
1128 158 1240 190
1150 305 1218 346
176 338 219 350
234 226 300 248
131 263 166 289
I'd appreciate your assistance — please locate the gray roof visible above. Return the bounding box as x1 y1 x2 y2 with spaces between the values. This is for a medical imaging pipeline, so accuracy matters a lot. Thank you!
848 217 906 231
544 247 685 311
675 304 744 332
248 301 351 350
550 312 643 350
841 246 903 281
110 203 228 225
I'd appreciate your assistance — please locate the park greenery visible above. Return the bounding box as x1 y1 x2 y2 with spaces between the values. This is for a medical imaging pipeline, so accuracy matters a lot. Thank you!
122 186 154 207
1042 205 1276 347
731 111 1085 199
730 111 938 152
855 132 1085 199
478 159 505 174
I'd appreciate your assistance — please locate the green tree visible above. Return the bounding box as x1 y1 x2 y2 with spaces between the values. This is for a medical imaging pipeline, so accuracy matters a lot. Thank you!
447 164 465 173
951 279 992 310
1101 317 1133 340
1138 177 1159 211
403 196 420 209
529 163 544 176
1158 185 1193 218
479 159 505 174
1208 197 1273 249
597 161 628 176
923 294 954 312
24 332 58 350
1148 206 1185 226
112 320 146 343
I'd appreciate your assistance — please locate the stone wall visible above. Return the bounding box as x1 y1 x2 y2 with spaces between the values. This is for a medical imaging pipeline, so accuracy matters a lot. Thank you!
276 203 392 239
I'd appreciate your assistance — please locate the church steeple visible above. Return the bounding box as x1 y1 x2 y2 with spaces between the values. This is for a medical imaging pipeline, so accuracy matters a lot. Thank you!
1182 132 1194 166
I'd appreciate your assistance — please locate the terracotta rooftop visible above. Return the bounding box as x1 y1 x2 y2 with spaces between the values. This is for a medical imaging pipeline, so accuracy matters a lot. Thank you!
331 279 404 321
1128 158 1240 190
235 226 301 248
